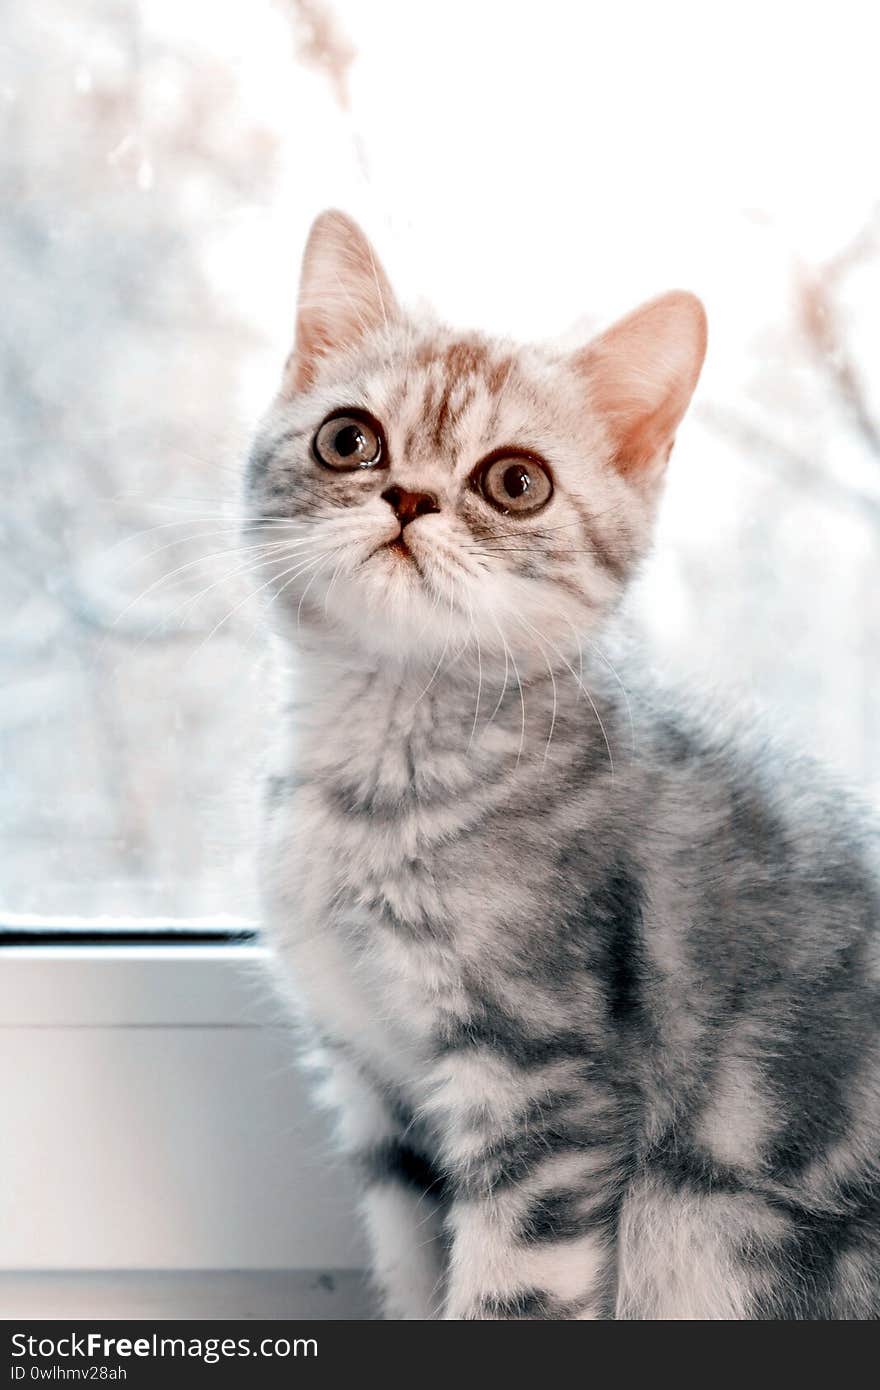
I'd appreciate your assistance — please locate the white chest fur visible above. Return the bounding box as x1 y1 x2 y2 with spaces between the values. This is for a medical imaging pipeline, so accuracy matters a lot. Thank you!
261 655 563 1096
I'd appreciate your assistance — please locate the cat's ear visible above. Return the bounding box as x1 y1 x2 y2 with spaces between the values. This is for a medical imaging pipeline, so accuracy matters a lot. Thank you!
283 210 399 394
574 292 707 480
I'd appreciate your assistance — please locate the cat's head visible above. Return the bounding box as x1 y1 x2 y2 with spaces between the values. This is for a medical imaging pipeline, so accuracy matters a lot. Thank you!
246 211 706 671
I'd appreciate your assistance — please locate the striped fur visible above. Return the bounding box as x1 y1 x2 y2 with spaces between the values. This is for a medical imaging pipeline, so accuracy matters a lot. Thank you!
245 213 880 1319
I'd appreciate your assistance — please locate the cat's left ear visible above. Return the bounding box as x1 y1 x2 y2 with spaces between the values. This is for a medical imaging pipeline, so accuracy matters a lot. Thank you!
573 291 707 482
283 210 399 394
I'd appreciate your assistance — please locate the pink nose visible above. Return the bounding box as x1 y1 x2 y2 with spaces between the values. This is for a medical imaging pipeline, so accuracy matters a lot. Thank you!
381 485 440 527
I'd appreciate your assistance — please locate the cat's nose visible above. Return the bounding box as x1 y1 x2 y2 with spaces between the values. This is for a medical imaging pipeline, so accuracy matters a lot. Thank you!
381 485 440 528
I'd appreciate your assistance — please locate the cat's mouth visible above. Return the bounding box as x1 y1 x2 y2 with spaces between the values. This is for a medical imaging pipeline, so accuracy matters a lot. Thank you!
358 527 432 583
376 530 421 567
386 535 411 558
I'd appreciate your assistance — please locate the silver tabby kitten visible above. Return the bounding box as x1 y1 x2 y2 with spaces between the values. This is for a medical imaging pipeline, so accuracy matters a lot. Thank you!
246 211 880 1319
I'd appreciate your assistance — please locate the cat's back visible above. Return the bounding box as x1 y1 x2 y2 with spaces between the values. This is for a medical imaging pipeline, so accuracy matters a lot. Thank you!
606 673 880 1029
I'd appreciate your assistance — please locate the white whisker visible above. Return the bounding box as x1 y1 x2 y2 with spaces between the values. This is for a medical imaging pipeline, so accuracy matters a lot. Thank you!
410 587 456 711
466 593 483 755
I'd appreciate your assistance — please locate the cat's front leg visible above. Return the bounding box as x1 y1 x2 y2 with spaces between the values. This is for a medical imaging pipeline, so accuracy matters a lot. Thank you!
425 1049 627 1320
307 1044 447 1319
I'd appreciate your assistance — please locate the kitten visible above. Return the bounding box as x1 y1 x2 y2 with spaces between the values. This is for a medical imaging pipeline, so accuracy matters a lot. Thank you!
245 210 880 1319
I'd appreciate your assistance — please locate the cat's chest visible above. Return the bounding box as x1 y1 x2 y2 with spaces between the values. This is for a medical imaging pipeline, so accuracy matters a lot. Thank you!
277 743 519 928
278 884 466 1096
265 709 568 1083
269 784 478 1083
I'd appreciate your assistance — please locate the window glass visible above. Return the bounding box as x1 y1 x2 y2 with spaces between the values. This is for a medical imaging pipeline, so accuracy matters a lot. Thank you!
3 0 878 922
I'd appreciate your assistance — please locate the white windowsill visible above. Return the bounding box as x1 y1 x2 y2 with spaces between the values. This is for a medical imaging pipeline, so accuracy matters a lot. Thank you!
0 1270 373 1321
0 943 273 1027
0 940 367 1279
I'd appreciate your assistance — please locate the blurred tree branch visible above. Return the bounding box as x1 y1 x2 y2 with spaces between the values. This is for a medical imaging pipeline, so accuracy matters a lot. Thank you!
701 207 880 528
697 402 880 527
281 0 355 109
797 207 880 460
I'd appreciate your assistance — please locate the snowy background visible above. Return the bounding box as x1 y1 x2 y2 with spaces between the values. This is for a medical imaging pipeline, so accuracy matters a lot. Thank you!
2 0 879 919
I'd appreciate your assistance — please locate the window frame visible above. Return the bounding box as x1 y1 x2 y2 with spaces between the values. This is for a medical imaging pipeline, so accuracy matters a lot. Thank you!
0 932 264 1026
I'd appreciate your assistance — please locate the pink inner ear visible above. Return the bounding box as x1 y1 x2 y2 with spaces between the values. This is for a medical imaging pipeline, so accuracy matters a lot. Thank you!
612 393 686 473
285 210 399 395
577 291 707 477
290 317 343 392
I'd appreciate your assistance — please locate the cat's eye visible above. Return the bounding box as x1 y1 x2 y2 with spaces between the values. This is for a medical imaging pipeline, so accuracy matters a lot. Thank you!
476 451 553 515
313 410 385 470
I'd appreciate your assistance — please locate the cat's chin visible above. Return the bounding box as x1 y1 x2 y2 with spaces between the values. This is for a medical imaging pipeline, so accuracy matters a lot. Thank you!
269 524 599 671
325 563 471 660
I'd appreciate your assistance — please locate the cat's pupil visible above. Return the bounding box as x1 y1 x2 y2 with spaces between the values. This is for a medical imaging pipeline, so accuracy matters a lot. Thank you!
503 465 531 498
334 425 365 457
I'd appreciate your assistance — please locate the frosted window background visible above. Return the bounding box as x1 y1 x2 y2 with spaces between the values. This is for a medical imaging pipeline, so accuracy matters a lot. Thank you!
2 0 878 921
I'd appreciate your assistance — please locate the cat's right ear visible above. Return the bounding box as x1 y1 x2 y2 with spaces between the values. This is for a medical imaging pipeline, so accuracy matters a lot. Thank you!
573 291 707 484
282 210 399 394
